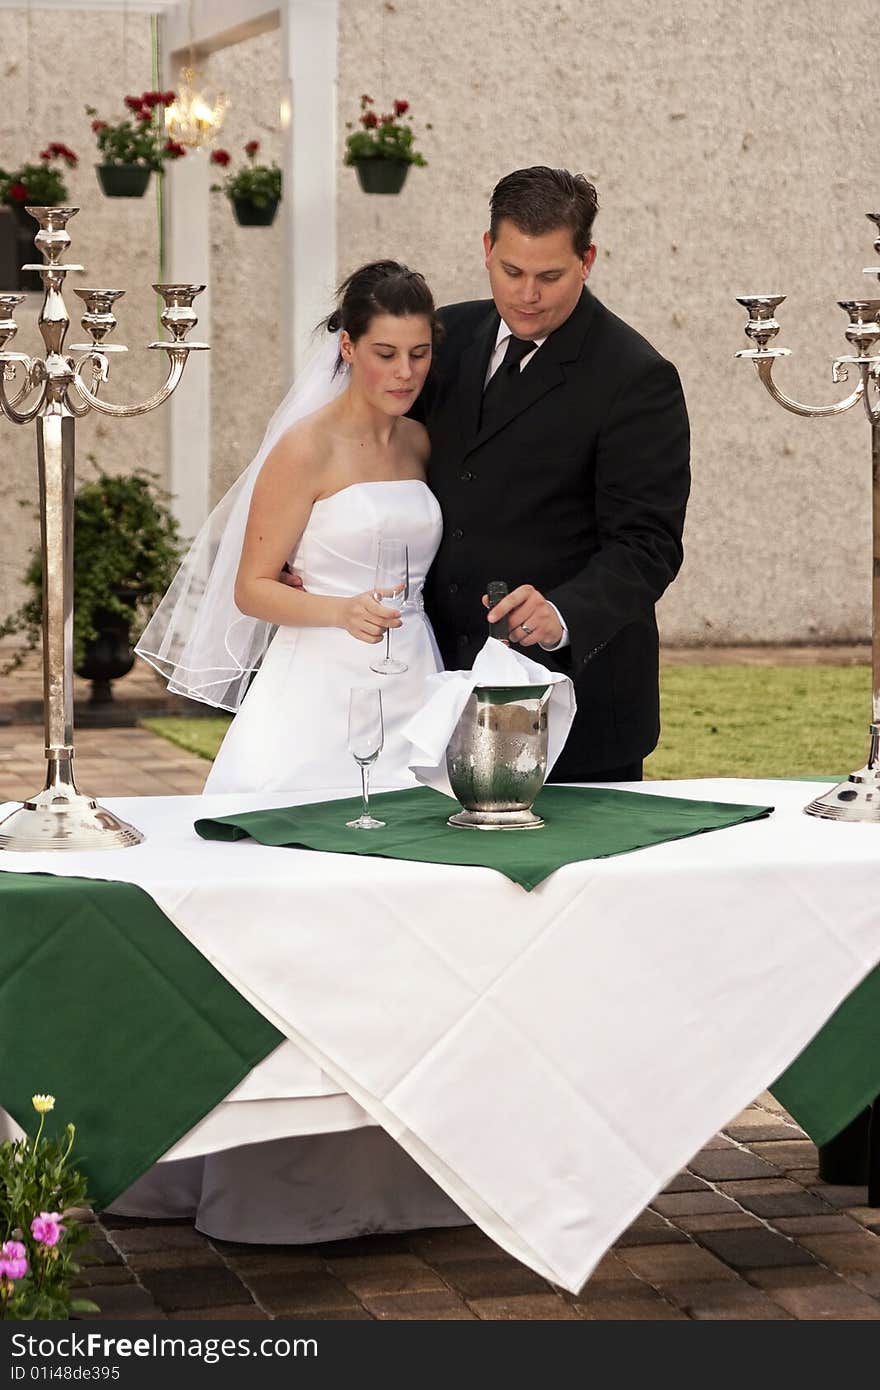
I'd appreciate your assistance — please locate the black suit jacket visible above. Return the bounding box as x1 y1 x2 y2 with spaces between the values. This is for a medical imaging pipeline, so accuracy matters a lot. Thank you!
418 288 690 779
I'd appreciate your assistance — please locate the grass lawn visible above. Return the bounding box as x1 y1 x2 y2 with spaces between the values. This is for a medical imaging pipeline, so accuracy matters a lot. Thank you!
142 663 872 781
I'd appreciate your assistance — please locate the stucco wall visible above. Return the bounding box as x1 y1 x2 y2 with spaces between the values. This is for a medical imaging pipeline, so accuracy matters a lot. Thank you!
337 0 878 645
1 1 878 647
0 8 166 628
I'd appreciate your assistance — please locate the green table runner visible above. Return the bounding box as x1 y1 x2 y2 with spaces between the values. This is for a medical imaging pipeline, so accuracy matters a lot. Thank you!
195 784 774 890
0 872 282 1209
771 965 880 1145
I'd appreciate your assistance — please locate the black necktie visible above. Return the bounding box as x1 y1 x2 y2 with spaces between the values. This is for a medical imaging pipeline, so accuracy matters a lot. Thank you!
480 335 536 430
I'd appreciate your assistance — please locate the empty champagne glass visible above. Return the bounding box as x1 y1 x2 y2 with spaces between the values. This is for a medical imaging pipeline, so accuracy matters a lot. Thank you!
370 538 408 675
346 686 386 829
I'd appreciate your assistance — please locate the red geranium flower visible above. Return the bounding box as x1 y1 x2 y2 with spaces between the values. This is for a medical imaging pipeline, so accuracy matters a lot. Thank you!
245 140 260 156
124 95 143 112
163 139 186 160
8 182 29 202
361 110 379 129
162 91 176 106
137 109 153 124
91 119 108 133
210 148 231 166
393 100 409 116
360 94 373 106
45 142 78 166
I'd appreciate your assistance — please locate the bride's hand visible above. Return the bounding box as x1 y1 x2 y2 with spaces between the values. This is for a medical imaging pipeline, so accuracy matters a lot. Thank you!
340 590 401 644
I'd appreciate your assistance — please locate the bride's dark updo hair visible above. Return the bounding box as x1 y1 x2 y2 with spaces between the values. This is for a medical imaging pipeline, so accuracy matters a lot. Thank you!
325 260 439 352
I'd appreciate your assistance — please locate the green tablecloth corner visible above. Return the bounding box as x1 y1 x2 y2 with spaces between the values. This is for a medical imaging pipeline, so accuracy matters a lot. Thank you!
195 784 774 890
0 872 283 1210
771 964 880 1146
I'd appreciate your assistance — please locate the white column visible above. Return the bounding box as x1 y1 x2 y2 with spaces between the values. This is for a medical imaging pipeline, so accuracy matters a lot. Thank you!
281 0 339 377
160 53 212 540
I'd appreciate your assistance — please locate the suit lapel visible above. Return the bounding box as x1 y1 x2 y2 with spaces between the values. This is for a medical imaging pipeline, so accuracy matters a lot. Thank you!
466 289 598 454
455 305 499 442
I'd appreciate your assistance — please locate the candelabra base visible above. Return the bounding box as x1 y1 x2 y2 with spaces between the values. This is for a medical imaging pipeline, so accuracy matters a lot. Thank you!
804 726 880 822
0 784 144 851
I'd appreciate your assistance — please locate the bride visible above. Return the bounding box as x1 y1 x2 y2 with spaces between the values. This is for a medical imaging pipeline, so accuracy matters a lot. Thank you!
127 262 470 1242
137 260 444 795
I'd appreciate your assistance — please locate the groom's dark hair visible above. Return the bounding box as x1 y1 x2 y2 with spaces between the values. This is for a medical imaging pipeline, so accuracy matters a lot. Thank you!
489 167 599 257
327 260 438 343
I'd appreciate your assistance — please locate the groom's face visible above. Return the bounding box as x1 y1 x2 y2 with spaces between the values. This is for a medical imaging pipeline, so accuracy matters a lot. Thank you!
483 219 596 340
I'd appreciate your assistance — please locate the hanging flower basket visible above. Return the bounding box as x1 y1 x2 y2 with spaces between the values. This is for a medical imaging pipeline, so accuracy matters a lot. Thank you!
232 196 279 227
343 96 427 196
353 159 410 196
95 164 152 198
86 91 184 199
211 142 282 226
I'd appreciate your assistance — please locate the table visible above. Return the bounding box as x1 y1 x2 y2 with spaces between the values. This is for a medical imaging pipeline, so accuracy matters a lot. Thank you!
2 777 880 1294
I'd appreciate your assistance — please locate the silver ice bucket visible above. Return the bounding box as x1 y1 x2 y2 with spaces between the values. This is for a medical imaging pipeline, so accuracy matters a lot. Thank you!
445 684 552 830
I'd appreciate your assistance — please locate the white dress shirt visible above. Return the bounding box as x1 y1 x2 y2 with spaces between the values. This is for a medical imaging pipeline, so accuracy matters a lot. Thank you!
486 321 570 652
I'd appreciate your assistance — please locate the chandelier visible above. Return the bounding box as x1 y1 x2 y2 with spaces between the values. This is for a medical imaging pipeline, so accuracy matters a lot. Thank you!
164 65 229 150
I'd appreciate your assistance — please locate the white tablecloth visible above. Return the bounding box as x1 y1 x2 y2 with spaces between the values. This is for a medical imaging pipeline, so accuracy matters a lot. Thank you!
2 777 879 1293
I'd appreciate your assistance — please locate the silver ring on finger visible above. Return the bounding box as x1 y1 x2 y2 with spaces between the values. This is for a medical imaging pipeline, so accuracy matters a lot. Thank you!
520 622 533 636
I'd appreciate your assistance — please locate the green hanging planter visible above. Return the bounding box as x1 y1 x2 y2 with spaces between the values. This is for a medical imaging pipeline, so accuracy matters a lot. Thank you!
231 197 279 227
353 159 410 195
96 164 152 198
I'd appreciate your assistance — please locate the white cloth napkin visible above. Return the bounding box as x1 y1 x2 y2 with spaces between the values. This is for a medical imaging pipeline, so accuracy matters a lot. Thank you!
403 636 576 798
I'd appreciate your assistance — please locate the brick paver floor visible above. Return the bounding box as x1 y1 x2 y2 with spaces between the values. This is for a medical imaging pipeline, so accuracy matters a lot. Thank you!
2 645 879 1319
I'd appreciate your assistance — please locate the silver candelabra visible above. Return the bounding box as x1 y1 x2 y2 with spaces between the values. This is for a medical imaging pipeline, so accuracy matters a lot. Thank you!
0 206 207 851
737 213 880 822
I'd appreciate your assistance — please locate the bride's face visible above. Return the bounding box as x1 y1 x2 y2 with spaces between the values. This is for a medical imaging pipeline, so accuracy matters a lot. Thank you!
341 313 433 415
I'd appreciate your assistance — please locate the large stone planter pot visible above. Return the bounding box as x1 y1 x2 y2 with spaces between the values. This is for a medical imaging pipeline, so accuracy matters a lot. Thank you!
96 164 152 198
231 197 279 226
75 600 138 705
353 159 410 195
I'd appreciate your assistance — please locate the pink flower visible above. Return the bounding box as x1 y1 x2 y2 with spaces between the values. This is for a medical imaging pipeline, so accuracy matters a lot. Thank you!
31 1212 64 1248
0 1240 28 1281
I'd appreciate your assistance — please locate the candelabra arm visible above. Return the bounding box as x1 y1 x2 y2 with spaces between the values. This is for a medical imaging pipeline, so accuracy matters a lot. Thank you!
0 359 48 424
754 356 865 418
71 348 189 418
863 366 880 427
65 357 102 418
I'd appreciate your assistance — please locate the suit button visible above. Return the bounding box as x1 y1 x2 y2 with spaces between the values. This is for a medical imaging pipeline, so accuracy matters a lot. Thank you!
448 582 459 595
451 528 463 540
460 470 475 482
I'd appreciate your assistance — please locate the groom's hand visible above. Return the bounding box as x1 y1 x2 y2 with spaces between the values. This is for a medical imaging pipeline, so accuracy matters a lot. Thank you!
483 584 563 649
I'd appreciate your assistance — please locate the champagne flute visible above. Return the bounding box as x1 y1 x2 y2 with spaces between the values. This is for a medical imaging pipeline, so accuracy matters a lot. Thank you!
346 686 386 829
370 538 409 675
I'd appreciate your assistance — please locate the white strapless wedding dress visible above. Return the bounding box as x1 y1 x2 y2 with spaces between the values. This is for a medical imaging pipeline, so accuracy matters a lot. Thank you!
109 478 470 1241
204 479 444 795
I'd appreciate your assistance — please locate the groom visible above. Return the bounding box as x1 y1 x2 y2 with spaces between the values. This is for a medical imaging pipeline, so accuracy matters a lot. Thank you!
417 166 691 782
